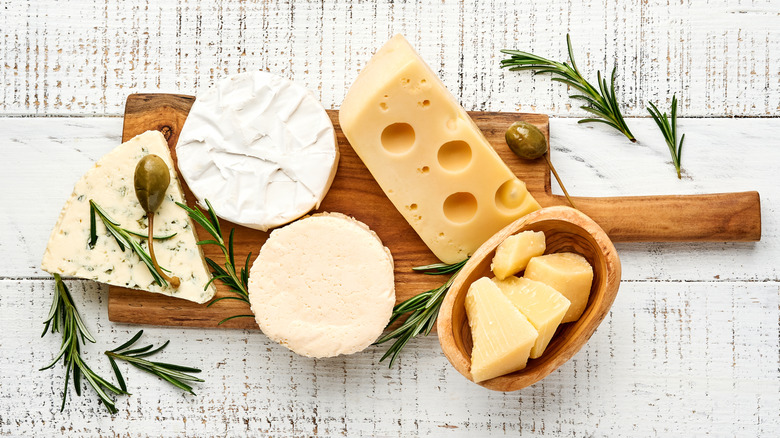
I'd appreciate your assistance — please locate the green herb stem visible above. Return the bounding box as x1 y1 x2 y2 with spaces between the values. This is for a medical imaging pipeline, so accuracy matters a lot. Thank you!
106 330 204 395
40 275 127 414
647 95 685 179
177 200 254 324
375 259 468 367
501 34 636 142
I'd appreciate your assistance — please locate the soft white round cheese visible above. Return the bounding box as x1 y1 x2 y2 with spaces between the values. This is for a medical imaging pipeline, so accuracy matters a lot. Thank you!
248 213 395 358
176 71 339 231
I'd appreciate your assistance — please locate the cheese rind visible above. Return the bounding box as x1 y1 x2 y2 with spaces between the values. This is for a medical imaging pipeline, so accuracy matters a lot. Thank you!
466 277 538 383
41 131 216 304
524 253 594 323
491 276 570 359
248 213 395 358
490 230 546 280
176 71 339 231
340 34 541 264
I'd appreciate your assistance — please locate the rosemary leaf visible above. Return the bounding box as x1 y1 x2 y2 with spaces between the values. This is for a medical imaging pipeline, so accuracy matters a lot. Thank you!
217 314 256 324
376 258 468 367
177 201 254 324
108 356 127 392
123 229 177 240
109 330 144 353
40 275 127 414
89 200 169 287
106 331 203 395
501 34 636 142
88 203 98 248
647 95 685 179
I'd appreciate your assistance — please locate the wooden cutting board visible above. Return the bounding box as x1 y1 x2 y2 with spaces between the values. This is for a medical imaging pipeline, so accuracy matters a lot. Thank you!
108 93 761 329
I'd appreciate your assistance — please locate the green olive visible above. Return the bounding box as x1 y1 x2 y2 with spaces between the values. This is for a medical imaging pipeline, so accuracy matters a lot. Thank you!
505 121 548 160
134 154 171 213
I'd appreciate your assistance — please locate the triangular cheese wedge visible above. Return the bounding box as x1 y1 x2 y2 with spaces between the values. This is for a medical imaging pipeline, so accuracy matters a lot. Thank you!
41 131 216 304
465 277 538 383
490 230 546 280
524 252 593 323
492 276 570 359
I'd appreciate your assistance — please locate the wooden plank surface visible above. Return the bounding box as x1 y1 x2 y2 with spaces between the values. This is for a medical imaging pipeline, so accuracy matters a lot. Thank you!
2 0 779 434
3 117 779 436
2 1 778 118
108 94 760 329
5 278 779 436
109 95 551 329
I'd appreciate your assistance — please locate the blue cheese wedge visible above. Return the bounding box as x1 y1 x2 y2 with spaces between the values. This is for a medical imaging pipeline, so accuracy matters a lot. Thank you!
41 130 216 304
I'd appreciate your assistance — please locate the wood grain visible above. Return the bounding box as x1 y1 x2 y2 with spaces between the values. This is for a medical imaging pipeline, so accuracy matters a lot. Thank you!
2 1 779 434
109 94 549 328
5 117 778 283
109 93 760 329
5 278 779 436
1 116 777 437
2 1 778 118
438 206 622 391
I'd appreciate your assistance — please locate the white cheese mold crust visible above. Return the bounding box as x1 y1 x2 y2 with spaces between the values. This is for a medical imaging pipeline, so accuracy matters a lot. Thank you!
41 130 217 304
176 71 339 231
248 212 395 358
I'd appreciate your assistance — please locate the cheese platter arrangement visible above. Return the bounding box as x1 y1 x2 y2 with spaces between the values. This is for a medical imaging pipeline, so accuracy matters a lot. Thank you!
39 34 761 412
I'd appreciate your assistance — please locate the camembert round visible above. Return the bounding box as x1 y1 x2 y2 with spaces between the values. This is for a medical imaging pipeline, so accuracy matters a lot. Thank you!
176 71 339 231
248 213 395 358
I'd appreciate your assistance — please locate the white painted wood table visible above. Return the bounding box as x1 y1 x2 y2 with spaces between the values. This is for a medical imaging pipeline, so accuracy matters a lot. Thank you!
1 1 779 436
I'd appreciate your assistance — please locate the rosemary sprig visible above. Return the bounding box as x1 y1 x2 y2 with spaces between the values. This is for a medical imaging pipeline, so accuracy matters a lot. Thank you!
40 274 127 414
375 259 468 367
89 202 176 243
106 330 204 395
89 200 171 287
501 34 636 142
647 95 685 179
123 229 177 240
177 200 254 324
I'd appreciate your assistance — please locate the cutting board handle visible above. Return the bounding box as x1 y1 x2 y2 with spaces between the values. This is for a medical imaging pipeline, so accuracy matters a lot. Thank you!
552 191 761 242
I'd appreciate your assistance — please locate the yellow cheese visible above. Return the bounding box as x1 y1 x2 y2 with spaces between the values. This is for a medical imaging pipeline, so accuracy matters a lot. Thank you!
490 230 546 280
524 253 594 323
339 34 541 264
465 277 538 383
491 276 570 359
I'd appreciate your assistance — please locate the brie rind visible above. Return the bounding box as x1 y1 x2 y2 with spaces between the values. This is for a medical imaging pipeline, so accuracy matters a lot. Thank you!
176 71 339 231
41 131 216 304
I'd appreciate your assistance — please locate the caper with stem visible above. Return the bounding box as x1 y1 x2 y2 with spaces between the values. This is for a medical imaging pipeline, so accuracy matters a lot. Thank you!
505 121 577 209
134 154 180 288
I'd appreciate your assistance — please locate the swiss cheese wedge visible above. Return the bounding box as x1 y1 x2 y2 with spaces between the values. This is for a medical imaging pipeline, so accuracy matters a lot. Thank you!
41 131 216 304
339 34 541 264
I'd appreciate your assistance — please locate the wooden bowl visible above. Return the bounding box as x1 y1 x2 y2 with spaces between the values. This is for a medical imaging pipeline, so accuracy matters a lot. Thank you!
437 206 621 391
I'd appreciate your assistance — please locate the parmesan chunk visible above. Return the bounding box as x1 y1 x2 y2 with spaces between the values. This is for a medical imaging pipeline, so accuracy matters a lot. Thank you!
466 277 538 383
524 253 593 323
491 276 570 358
490 231 546 279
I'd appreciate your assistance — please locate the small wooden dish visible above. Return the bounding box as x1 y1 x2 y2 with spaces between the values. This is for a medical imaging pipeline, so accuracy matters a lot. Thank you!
437 206 621 391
